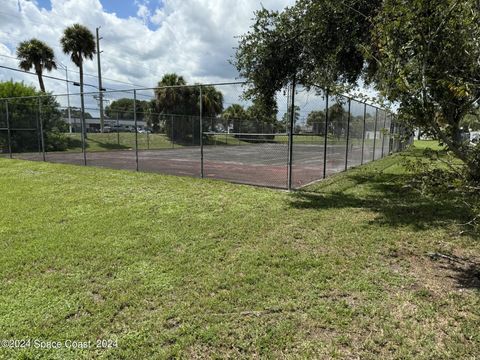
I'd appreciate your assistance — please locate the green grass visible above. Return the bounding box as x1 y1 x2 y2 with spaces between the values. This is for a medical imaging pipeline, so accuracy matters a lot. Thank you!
413 139 446 151
62 133 375 152
0 144 479 359
64 133 177 152
208 134 370 146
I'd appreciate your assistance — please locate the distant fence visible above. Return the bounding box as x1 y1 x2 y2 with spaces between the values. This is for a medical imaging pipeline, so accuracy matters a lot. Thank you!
0 82 412 189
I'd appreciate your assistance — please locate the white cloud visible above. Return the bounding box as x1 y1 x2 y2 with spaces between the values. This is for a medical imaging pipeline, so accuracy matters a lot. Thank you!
0 0 297 114
0 0 295 93
135 0 151 25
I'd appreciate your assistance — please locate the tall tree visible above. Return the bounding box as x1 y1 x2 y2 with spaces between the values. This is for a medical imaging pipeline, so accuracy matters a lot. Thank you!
222 104 248 132
223 104 247 121
281 105 300 130
154 74 224 142
328 103 348 138
154 74 189 113
61 107 93 119
0 81 68 152
104 98 149 120
370 0 480 176
60 24 96 139
306 110 326 135
16 39 56 93
199 85 224 117
198 85 224 132
154 74 192 135
235 0 480 180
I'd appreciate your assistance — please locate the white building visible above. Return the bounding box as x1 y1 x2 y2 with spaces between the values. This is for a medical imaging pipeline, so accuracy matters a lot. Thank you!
64 117 147 133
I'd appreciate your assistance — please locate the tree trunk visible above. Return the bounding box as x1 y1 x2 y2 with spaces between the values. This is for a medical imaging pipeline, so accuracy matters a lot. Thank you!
452 123 463 147
36 71 46 93
432 121 480 181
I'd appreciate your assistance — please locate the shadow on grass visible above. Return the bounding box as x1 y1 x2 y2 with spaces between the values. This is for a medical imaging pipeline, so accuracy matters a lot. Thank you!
88 139 130 150
449 262 480 290
67 137 130 151
291 169 478 238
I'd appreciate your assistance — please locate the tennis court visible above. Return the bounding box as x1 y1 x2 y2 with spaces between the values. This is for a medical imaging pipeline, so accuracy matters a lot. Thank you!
1 82 409 189
6 139 374 188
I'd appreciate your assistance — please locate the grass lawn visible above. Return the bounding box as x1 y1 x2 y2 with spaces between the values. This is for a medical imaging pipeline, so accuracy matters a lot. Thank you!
62 133 373 153
64 133 177 152
207 134 372 147
0 142 479 358
413 139 446 151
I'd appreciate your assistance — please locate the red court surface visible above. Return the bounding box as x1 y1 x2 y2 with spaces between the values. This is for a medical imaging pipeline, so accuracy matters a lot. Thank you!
5 143 376 189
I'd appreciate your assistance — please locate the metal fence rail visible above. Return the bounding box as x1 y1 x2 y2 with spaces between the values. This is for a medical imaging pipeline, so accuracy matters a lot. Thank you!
0 82 411 189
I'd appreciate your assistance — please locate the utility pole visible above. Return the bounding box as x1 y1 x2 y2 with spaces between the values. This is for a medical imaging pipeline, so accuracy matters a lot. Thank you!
96 26 105 132
65 65 72 132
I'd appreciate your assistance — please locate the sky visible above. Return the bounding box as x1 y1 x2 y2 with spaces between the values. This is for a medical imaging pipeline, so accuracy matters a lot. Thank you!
0 0 384 121
0 0 298 113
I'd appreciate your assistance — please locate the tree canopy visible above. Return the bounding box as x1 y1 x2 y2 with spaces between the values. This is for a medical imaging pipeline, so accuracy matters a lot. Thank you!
61 107 93 119
235 0 480 179
16 39 57 93
153 74 224 143
60 24 96 69
61 24 96 136
104 98 150 121
0 81 68 152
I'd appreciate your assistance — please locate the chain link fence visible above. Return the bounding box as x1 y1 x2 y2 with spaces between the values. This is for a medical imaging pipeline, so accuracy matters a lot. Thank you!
0 82 411 189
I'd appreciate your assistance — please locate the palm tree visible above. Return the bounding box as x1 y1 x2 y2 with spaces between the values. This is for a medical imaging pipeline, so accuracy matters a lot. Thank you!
199 85 223 118
155 73 189 114
16 39 57 93
154 74 195 140
222 104 247 133
196 85 223 134
60 24 96 139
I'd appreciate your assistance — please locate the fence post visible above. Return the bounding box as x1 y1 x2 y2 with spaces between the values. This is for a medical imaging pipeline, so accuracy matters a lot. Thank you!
238 120 241 145
80 89 87 166
225 118 228 145
5 100 12 158
361 103 366 165
345 98 351 171
200 85 204 178
134 90 139 172
381 110 387 158
116 112 120 145
287 77 296 190
388 113 395 154
171 115 174 149
323 90 329 178
36 102 41 155
79 105 87 166
38 98 46 161
372 108 378 161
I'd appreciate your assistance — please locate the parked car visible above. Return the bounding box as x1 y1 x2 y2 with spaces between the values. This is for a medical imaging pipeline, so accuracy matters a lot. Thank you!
111 125 128 132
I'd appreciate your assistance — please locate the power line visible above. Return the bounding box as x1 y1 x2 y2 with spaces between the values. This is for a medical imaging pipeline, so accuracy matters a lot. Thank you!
57 67 150 88
1 31 155 80
0 63 160 103
1 47 151 88
0 64 93 87
0 54 18 61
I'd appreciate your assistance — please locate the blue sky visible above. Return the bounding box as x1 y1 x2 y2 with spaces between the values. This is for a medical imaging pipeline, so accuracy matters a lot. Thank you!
35 0 151 15
0 0 298 113
1 0 380 117
34 0 164 28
